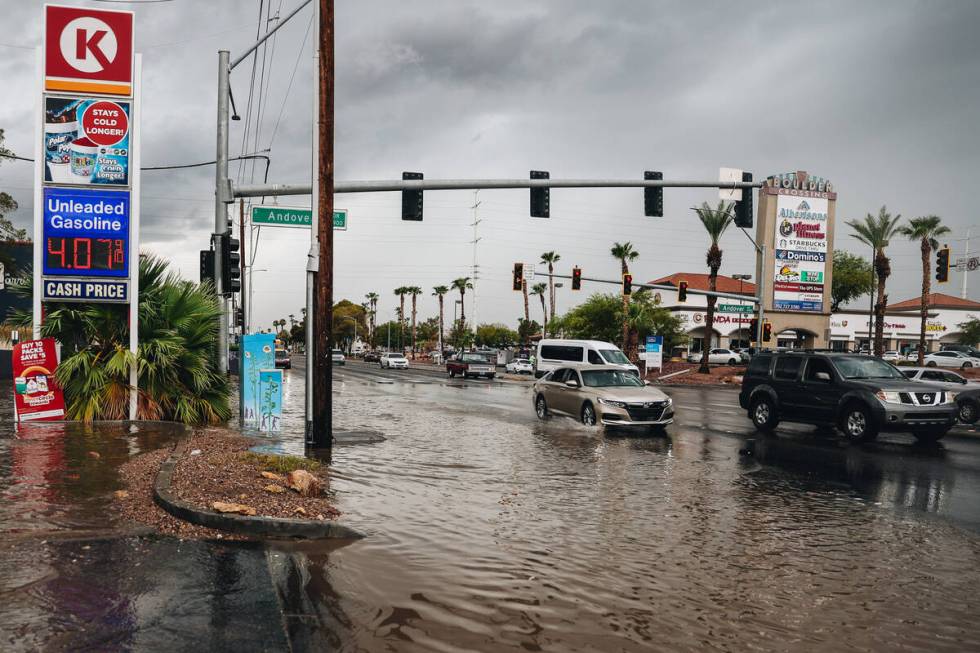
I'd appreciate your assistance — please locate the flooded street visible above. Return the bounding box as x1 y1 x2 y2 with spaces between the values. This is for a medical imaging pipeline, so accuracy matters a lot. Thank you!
3 361 980 650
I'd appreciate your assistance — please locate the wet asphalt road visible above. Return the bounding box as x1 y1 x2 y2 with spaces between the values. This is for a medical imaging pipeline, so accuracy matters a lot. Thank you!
3 357 980 651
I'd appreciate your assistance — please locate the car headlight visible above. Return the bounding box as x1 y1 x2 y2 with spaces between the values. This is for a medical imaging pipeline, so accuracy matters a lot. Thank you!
665 396 673 406
875 390 903 404
598 398 627 408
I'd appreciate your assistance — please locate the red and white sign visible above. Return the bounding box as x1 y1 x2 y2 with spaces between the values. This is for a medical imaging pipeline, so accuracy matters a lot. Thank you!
45 4 133 96
12 337 66 422
80 100 129 146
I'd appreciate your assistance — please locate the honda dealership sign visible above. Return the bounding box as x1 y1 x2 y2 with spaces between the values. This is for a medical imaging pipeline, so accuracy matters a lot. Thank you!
772 195 828 312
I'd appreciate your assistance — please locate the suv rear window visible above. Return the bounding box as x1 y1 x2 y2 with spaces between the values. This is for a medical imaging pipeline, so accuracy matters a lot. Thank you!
541 345 584 362
747 354 772 376
773 356 803 381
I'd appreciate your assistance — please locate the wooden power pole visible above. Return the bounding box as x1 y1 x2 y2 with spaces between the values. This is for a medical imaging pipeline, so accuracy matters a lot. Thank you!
311 0 334 449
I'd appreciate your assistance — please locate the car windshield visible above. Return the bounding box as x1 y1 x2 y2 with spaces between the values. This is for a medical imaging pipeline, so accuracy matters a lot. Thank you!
389 354 406 359
331 350 342 355
581 370 644 387
461 354 490 363
599 349 629 365
832 356 905 379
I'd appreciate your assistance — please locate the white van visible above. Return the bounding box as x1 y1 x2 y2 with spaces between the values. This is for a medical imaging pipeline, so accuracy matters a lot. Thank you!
534 339 639 378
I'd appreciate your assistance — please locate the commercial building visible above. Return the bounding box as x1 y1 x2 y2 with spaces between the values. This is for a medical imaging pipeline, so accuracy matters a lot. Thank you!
651 273 980 354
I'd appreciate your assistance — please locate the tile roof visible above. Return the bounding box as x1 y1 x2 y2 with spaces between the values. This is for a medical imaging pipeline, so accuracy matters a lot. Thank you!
649 273 757 295
887 292 980 311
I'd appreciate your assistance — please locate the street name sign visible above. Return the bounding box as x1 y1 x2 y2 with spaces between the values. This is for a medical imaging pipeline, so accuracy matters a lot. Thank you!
45 4 134 96
251 205 347 230
717 303 753 313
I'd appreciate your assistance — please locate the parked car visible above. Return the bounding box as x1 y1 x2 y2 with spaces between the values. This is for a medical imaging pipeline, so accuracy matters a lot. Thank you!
901 367 980 424
380 352 409 369
448 352 496 379
535 339 638 378
942 344 980 358
275 347 291 369
532 364 674 430
881 351 901 362
331 349 345 366
923 350 980 369
688 348 742 365
505 359 534 374
363 350 381 362
739 351 957 442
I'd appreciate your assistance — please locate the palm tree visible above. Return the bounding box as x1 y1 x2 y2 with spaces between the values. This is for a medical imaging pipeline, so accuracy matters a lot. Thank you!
694 201 734 374
899 215 950 364
521 278 531 344
531 282 548 337
394 286 408 350
365 292 379 345
451 277 473 340
610 242 639 356
406 286 423 359
847 206 904 357
432 285 448 355
540 251 561 335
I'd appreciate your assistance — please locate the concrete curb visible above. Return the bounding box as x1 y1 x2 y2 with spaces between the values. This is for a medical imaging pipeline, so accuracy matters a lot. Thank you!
153 441 363 540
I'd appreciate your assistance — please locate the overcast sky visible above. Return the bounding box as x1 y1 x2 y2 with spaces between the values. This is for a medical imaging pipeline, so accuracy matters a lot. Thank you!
1 0 978 331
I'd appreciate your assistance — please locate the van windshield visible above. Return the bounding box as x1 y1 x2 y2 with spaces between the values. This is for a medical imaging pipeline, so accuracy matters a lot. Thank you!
599 349 629 365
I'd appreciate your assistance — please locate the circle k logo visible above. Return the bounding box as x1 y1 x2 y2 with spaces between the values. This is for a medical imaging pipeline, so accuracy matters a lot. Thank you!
59 17 118 73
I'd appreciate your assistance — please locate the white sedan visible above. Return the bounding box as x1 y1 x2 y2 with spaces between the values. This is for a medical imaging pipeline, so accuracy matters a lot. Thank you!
505 359 534 374
689 348 741 365
380 352 409 369
881 351 901 362
923 350 980 369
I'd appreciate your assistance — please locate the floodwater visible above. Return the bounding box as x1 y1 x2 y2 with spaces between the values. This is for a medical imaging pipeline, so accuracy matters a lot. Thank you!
2 364 980 651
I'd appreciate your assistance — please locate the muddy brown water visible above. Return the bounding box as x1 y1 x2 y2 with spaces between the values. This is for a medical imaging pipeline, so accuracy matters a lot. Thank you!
2 371 980 651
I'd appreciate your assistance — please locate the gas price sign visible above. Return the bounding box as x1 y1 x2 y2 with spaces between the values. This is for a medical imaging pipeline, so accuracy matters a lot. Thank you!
42 187 129 278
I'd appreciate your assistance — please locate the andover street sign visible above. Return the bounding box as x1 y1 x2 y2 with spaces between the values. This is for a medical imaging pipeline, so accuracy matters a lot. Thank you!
251 205 347 230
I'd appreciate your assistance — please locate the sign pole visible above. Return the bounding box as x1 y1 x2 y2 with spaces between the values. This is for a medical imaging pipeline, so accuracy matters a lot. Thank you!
128 53 142 421
32 48 43 340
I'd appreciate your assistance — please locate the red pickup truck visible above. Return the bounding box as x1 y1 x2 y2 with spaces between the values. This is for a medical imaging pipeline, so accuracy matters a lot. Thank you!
447 353 496 379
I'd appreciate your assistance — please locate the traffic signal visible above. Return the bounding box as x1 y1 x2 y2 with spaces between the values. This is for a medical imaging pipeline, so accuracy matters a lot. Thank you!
571 266 582 290
513 263 524 291
199 249 214 287
219 233 241 294
401 171 423 221
763 321 772 342
622 273 633 296
749 318 759 339
644 170 663 217
936 247 950 283
734 171 753 228
235 307 244 327
677 279 688 303
530 170 550 218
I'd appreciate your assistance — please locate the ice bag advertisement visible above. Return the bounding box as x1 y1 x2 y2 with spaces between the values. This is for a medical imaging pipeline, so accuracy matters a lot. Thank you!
44 97 131 187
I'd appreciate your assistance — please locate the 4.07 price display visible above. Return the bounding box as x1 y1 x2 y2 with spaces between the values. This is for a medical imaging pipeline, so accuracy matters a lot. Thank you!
45 236 126 276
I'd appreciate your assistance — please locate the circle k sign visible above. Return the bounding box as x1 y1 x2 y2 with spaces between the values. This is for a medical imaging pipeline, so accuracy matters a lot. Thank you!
45 5 133 96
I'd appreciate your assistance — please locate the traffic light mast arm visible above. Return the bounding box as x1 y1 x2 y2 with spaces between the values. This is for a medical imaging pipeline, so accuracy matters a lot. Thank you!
542 271 761 304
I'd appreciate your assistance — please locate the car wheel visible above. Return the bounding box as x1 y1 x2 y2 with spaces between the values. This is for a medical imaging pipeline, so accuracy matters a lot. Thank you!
962 362 973 369
750 396 779 432
926 361 937 367
839 403 878 442
488 374 496 380
728 358 737 365
535 395 549 420
958 399 979 424
913 428 948 443
581 402 597 426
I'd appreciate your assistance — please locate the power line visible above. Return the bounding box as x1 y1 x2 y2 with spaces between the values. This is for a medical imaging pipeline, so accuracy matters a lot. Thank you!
268 12 313 149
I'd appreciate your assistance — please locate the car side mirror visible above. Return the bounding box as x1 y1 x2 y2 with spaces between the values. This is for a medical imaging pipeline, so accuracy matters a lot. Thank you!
815 372 831 382
961 378 968 384
644 380 651 386
565 380 580 388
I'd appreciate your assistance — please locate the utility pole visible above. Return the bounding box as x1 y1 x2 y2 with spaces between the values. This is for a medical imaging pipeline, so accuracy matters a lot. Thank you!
471 190 481 330
215 50 230 373
310 0 334 450
962 227 972 300
239 199 247 334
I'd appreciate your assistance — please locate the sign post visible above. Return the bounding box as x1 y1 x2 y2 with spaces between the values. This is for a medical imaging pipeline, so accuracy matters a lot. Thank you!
34 4 140 419
644 335 664 377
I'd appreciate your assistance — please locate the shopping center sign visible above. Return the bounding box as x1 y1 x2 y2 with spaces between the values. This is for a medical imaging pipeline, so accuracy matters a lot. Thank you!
772 194 828 313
